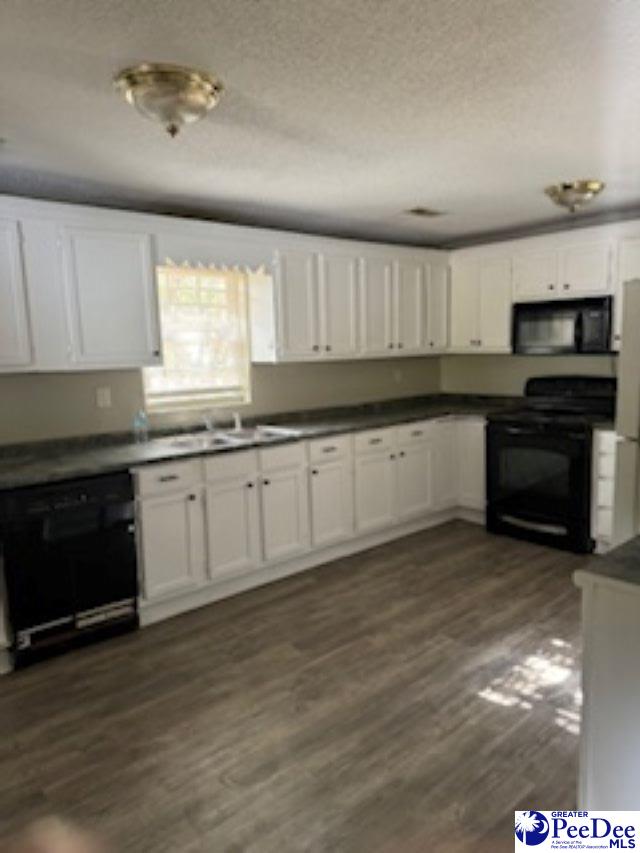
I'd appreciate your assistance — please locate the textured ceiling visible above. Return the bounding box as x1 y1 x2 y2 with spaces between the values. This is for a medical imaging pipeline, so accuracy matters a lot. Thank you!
1 0 640 246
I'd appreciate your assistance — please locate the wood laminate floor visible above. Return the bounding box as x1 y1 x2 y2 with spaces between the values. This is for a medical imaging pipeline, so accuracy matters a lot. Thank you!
0 521 590 853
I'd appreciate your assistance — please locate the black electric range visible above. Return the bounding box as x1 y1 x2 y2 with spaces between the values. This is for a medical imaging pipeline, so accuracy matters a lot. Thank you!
486 375 617 552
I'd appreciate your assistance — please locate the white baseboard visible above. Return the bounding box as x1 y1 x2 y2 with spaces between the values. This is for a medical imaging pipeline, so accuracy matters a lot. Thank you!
140 505 482 627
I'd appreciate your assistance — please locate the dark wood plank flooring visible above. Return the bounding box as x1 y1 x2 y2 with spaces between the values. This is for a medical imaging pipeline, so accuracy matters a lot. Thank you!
0 521 590 852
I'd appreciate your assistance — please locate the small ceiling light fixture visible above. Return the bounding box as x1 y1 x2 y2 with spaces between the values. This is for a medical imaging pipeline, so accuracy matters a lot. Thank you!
544 179 605 214
114 63 223 137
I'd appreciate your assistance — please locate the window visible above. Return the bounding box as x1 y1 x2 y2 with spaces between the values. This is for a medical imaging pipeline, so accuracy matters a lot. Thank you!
144 263 251 411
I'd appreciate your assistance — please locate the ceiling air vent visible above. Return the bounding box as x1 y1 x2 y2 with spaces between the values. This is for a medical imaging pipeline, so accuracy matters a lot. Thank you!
406 206 445 218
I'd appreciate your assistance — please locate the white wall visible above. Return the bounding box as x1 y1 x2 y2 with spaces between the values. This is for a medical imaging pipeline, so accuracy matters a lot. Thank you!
0 358 441 445
439 354 617 396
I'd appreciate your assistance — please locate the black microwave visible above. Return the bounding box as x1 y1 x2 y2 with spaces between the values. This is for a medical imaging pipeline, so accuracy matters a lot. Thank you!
512 296 612 355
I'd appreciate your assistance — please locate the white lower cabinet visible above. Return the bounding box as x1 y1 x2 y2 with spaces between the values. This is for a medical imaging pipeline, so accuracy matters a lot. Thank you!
205 451 261 579
138 487 207 601
309 436 354 547
396 440 434 520
456 418 486 510
260 444 310 563
136 416 486 623
433 418 458 510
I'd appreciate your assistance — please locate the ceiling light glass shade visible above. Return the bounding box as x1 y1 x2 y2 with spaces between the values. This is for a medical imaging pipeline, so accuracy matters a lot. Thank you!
114 63 223 137
544 180 605 213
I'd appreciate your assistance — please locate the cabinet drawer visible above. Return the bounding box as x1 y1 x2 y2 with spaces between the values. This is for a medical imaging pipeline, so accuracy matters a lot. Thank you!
204 449 258 482
596 478 615 508
598 454 616 479
397 420 435 446
595 431 617 456
354 428 395 455
595 508 613 539
308 434 352 463
136 459 203 497
260 441 307 472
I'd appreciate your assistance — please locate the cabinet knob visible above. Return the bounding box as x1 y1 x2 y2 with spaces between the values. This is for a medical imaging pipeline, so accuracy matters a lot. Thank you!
325 345 332 352
153 349 161 356
563 283 570 290
263 478 271 486
429 341 434 347
397 342 404 349
312 345 320 352
390 454 396 460
246 482 254 489
188 494 197 501
399 451 406 458
388 343 394 349
614 333 621 342
311 468 318 475
548 284 554 291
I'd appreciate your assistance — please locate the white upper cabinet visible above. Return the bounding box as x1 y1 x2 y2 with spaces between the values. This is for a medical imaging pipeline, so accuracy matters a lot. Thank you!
60 225 161 367
449 258 478 352
513 249 558 300
0 218 32 369
558 240 612 297
512 238 612 302
253 243 445 362
450 255 512 353
426 263 449 352
615 237 640 350
274 248 319 359
478 257 512 351
317 251 359 357
394 259 424 353
359 256 394 356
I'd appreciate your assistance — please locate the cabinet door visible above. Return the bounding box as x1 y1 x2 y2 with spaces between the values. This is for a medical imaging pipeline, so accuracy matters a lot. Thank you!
449 259 479 351
513 250 558 301
456 419 486 510
615 238 640 351
318 252 358 357
433 420 458 509
354 451 396 532
0 218 32 368
139 489 207 601
261 466 310 562
397 442 433 520
310 459 354 547
394 259 425 353
359 256 394 356
275 249 319 358
60 225 161 367
206 476 261 579
478 257 512 351
559 240 612 296
426 263 448 352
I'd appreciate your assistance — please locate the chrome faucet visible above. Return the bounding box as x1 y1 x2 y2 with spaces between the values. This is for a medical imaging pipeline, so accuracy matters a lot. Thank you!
202 413 216 432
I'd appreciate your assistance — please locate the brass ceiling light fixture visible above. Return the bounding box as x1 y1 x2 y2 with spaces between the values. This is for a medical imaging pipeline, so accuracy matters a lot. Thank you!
544 180 605 213
114 63 223 137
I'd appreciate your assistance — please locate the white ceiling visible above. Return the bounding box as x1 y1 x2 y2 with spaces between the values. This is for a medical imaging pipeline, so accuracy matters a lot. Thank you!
2 0 640 247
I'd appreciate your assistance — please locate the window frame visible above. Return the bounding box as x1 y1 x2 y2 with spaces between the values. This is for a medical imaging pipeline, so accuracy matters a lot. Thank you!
143 263 252 413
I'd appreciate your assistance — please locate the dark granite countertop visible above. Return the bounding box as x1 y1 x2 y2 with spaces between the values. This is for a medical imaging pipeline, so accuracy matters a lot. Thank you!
576 535 640 590
0 394 521 492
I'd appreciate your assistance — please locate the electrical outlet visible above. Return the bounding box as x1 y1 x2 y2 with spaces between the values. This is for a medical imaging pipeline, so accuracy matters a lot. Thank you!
393 369 403 384
96 386 112 409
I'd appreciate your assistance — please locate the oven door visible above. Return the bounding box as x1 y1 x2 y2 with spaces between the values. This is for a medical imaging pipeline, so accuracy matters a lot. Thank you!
486 422 593 552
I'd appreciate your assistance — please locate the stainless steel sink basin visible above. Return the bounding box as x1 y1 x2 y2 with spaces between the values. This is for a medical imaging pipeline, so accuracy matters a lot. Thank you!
158 431 245 451
221 424 303 442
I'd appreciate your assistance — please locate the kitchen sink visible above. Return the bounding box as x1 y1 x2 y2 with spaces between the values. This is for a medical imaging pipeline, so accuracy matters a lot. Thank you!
221 424 303 441
158 432 245 451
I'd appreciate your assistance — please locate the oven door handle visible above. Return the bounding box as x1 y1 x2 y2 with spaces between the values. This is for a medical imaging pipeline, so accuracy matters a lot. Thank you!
503 426 540 436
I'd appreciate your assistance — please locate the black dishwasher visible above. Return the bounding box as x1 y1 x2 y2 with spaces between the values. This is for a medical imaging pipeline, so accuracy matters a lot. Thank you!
0 473 139 668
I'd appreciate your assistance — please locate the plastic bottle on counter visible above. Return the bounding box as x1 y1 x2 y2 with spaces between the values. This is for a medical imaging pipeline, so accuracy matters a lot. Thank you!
133 409 149 444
